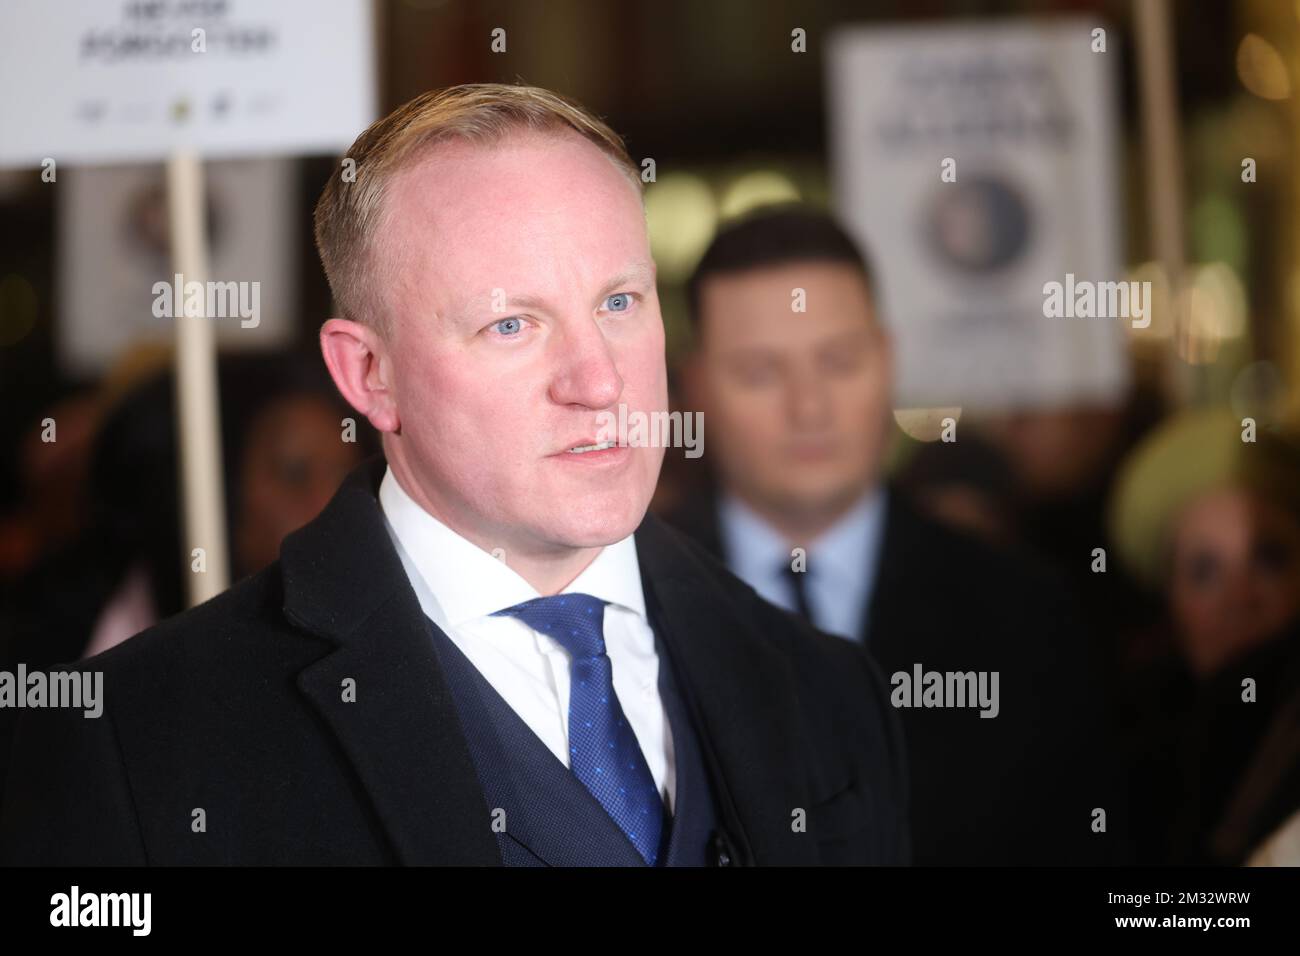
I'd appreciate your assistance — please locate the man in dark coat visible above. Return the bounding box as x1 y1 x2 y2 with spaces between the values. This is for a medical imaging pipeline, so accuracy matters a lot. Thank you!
669 205 1120 865
0 85 907 867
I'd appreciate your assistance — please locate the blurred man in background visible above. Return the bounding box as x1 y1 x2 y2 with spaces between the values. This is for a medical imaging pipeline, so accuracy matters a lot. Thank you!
672 204 1119 864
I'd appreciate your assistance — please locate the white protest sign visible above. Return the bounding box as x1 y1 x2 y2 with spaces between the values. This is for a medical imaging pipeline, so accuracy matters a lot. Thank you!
827 19 1129 410
56 158 295 374
0 0 375 167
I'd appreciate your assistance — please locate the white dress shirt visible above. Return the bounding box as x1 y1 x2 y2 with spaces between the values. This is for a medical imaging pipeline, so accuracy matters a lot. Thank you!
719 488 887 643
378 467 676 812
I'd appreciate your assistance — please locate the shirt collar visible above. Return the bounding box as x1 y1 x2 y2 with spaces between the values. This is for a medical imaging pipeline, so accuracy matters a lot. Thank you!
719 486 887 588
719 493 792 588
811 488 888 588
378 466 647 629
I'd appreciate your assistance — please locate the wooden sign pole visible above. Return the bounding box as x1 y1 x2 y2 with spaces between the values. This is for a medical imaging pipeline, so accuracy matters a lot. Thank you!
166 149 230 605
1134 0 1191 406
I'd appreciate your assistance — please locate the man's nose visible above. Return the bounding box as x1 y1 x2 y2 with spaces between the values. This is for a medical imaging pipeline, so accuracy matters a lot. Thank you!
784 363 832 428
547 318 624 409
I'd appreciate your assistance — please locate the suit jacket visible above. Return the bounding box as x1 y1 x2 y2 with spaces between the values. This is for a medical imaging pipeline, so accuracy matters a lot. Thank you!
667 485 1120 865
0 457 908 866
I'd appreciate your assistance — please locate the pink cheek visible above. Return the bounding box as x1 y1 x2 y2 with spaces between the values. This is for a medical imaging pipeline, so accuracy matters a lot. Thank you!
627 357 665 391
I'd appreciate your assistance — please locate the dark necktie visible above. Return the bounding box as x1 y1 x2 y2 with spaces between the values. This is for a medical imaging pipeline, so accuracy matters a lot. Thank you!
781 562 818 630
493 592 666 865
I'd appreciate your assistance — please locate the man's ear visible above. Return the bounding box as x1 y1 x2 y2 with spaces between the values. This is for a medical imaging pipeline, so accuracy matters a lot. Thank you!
320 318 400 434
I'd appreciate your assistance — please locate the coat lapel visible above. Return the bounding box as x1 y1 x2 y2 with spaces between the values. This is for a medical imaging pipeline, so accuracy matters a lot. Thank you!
858 488 913 659
636 515 820 865
281 457 501 865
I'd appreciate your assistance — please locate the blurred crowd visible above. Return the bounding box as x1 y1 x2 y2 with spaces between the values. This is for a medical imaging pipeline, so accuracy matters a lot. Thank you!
3 204 1300 866
0 350 374 665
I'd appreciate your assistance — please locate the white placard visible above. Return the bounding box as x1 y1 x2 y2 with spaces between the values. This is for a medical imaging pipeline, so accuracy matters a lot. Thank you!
0 0 375 167
827 19 1129 410
56 157 295 374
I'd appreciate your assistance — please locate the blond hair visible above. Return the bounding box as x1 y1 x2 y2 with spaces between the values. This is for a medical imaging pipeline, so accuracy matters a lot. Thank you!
314 83 642 335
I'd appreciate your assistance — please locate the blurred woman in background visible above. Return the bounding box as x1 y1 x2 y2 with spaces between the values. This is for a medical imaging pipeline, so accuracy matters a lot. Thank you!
1110 410 1300 864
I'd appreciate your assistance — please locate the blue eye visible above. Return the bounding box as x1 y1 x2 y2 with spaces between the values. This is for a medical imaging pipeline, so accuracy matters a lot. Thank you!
604 292 633 313
492 317 523 336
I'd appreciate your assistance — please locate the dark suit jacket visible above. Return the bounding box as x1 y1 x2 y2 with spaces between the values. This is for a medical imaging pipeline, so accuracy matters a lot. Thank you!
668 485 1120 865
0 457 908 866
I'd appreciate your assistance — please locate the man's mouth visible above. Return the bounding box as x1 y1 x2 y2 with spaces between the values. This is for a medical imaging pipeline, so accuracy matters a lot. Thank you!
566 441 619 454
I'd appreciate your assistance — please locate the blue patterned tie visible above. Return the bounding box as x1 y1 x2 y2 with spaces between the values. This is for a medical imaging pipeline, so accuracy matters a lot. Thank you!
493 593 665 865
